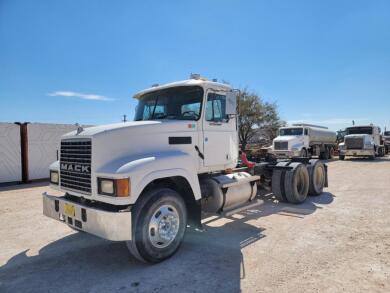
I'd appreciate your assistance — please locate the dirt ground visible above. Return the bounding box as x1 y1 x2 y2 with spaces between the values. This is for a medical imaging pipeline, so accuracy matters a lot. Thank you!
1 157 390 292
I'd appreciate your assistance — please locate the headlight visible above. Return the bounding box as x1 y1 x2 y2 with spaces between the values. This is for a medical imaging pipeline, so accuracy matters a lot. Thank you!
100 179 114 195
98 178 130 197
50 170 59 184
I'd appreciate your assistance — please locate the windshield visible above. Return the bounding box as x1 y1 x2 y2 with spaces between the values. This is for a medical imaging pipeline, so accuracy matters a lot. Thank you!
346 127 373 135
279 128 303 136
134 86 204 121
384 131 390 136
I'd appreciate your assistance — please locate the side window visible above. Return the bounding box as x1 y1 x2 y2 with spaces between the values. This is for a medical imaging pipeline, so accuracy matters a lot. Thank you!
206 93 226 122
304 128 309 135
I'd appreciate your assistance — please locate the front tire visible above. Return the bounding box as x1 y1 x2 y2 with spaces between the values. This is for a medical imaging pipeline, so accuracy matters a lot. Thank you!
339 155 345 160
126 188 187 263
328 147 334 159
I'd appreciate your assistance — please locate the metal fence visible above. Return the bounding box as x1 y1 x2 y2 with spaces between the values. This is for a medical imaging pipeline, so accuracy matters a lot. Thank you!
0 122 82 184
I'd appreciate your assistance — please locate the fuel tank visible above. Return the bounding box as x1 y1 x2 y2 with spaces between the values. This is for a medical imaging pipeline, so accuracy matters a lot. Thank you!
200 172 257 213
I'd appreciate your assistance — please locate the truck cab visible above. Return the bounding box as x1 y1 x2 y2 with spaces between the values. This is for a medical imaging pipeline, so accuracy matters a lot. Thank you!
338 125 385 160
43 76 329 263
272 126 308 158
272 124 336 159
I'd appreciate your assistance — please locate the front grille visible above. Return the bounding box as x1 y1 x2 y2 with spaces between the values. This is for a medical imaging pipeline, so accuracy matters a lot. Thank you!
274 141 288 150
60 139 92 194
345 137 364 149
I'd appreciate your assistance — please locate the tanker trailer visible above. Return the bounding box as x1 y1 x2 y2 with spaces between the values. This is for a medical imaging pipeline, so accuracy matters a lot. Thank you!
272 123 337 159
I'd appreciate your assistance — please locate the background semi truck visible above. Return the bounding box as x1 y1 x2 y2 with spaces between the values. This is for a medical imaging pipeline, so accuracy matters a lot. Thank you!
272 124 337 159
42 76 329 263
338 125 385 160
383 130 390 154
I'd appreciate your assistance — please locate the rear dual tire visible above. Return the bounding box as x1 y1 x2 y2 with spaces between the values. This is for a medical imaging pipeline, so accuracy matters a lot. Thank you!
284 163 310 203
272 162 310 204
307 159 326 196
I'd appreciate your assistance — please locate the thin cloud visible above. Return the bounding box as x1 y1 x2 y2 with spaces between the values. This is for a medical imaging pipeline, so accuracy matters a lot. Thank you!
48 91 114 101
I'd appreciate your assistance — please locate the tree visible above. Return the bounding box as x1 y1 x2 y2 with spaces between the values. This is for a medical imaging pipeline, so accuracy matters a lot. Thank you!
237 89 284 150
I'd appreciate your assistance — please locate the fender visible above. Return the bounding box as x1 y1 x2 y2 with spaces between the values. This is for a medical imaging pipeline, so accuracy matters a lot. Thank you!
95 150 201 204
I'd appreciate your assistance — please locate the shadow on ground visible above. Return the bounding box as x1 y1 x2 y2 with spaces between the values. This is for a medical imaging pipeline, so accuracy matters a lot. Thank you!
0 192 335 293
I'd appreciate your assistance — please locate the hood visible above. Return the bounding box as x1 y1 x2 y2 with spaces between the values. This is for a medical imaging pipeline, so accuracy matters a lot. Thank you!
344 133 373 144
274 135 302 142
63 120 197 138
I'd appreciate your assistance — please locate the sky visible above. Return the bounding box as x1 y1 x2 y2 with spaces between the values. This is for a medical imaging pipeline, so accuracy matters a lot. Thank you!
0 0 389 131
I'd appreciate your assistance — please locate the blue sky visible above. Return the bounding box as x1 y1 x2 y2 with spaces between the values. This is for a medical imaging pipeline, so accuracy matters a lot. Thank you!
1 0 389 131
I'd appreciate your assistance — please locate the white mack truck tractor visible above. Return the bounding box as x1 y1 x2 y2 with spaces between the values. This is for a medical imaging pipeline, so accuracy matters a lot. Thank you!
272 124 337 159
338 125 385 160
43 76 329 263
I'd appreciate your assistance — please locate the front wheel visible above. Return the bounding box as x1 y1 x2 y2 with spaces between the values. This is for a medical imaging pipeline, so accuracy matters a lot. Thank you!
339 155 345 160
126 188 187 263
300 148 308 158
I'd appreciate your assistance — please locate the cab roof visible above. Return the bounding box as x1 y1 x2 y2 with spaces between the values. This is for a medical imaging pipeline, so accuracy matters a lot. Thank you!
133 79 232 99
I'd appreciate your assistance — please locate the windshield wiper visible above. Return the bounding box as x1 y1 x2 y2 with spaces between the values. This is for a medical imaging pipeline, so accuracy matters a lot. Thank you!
150 97 159 119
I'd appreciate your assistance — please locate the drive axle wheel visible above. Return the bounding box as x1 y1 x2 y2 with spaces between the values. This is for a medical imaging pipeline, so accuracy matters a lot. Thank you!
126 188 187 263
284 162 309 204
307 159 326 196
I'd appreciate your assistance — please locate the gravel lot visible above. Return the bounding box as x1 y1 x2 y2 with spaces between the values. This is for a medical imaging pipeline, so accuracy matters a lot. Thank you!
1 157 390 292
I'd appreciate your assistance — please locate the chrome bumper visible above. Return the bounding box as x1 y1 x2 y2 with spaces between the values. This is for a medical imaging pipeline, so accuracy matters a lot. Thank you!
272 150 300 158
42 192 132 241
341 149 374 157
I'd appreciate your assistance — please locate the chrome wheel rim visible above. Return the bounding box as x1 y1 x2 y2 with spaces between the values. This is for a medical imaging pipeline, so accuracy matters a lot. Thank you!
148 204 180 248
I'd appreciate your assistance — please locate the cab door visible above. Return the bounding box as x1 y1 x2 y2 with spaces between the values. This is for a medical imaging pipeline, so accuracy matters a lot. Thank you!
202 90 238 168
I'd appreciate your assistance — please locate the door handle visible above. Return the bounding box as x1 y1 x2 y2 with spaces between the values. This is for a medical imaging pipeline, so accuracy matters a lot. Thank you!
209 122 222 126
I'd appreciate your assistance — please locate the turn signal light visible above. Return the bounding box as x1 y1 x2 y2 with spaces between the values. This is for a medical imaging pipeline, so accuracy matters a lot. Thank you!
116 178 130 197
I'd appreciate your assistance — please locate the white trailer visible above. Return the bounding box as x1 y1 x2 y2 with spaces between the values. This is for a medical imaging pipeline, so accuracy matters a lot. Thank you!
338 125 385 160
42 76 329 263
272 124 337 159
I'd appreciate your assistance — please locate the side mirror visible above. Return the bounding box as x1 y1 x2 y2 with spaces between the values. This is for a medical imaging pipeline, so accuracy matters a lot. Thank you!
225 91 237 115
